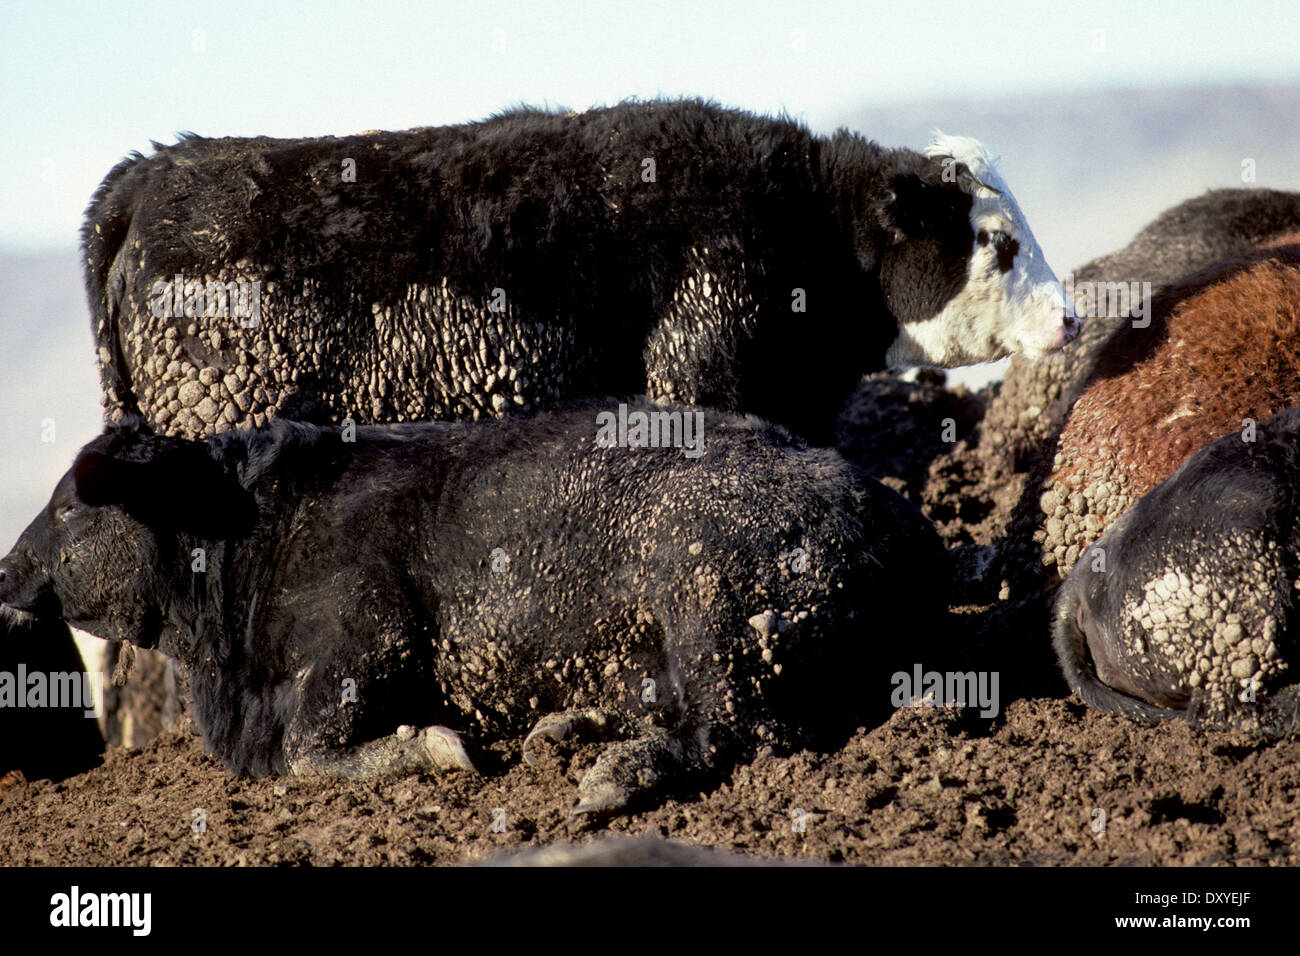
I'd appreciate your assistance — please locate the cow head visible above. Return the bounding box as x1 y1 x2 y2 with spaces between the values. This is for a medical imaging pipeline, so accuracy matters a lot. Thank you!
0 421 255 646
876 133 1079 368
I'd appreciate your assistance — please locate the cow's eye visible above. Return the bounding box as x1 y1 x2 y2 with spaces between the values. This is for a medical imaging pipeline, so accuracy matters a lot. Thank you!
992 231 1019 273
55 503 82 523
976 229 990 246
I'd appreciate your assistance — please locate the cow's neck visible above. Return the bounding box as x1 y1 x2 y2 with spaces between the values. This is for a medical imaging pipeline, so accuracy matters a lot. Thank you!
157 532 252 666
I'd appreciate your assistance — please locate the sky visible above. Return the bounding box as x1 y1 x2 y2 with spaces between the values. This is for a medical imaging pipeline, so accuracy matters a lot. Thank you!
2 0 1298 251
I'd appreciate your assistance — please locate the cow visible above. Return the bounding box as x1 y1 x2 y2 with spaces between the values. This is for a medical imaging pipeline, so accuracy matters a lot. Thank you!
85 99 1077 449
1053 407 1300 734
982 188 1300 478
1039 237 1300 576
84 98 1075 746
0 401 947 815
959 188 1300 562
0 615 105 787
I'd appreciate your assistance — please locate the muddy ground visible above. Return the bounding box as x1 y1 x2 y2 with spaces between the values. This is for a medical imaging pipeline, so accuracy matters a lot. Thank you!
4 699 1297 866
2 375 1298 866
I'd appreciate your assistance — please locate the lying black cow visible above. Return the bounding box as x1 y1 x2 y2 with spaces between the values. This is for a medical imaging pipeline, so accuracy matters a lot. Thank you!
0 402 945 814
1054 407 1300 734
86 99 1076 445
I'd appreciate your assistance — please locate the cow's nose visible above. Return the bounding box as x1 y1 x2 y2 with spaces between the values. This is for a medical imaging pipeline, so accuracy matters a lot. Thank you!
0 557 19 595
1063 311 1082 343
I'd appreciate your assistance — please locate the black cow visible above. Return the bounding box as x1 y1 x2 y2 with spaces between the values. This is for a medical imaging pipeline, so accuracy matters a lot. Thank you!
1069 188 1300 296
1054 407 1300 734
0 402 946 814
0 615 105 784
86 99 1076 446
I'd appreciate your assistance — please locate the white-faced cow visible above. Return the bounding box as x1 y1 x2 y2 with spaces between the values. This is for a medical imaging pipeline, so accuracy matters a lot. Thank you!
0 402 947 815
85 100 1076 447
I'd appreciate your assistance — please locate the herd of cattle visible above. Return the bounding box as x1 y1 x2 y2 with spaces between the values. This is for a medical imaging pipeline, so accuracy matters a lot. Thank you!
1 100 1298 816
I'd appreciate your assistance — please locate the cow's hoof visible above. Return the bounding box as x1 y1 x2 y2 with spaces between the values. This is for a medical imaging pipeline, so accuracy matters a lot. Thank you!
571 777 630 819
420 725 476 773
522 708 618 767
569 733 678 819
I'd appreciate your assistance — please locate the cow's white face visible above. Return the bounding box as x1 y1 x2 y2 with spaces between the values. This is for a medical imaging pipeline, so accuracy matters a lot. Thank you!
884 134 1079 369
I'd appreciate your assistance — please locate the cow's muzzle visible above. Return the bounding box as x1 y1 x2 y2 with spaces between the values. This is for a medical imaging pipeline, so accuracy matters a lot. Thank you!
0 553 52 615
1063 310 1083 344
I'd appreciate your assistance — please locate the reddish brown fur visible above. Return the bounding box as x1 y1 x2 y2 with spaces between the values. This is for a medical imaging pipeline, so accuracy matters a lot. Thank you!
1054 241 1300 515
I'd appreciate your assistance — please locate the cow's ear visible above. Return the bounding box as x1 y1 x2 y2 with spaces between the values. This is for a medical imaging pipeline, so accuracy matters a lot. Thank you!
73 445 256 538
876 173 929 242
73 451 144 507
944 159 996 199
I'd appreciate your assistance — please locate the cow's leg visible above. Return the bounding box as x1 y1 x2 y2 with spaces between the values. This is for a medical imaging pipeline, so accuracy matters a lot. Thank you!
285 723 475 779
280 624 472 778
521 708 628 766
522 650 743 817
574 727 696 817
522 708 708 816
278 596 468 778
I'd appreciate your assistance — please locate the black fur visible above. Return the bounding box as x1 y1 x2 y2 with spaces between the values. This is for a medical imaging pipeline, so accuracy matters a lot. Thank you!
1073 188 1300 292
82 100 986 444
0 616 105 781
0 401 947 810
1053 407 1300 734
